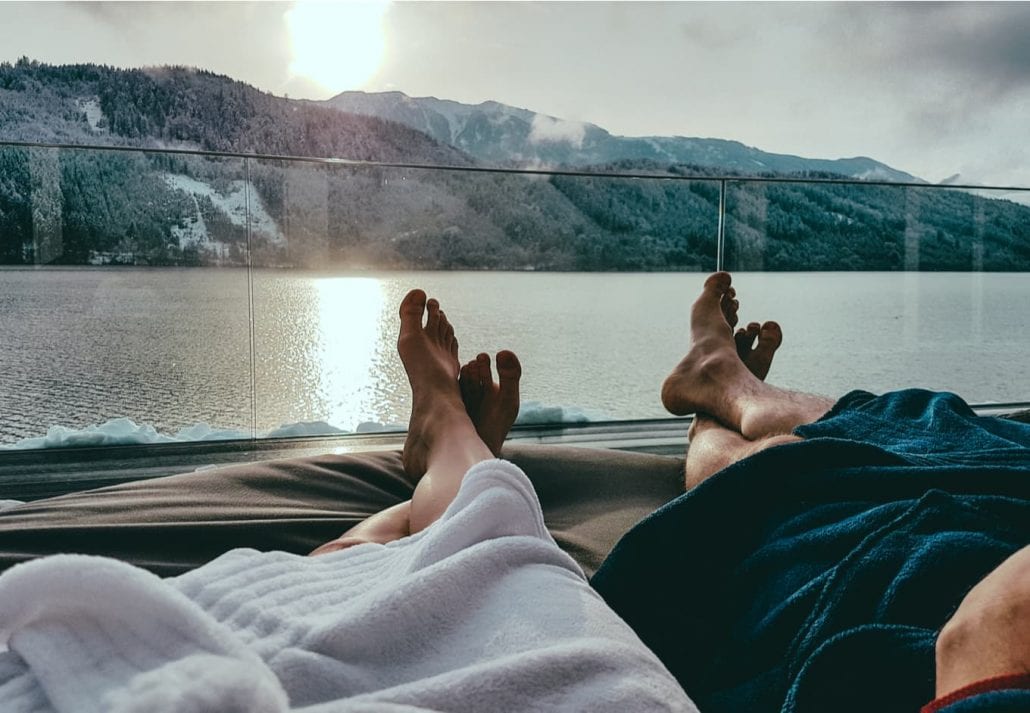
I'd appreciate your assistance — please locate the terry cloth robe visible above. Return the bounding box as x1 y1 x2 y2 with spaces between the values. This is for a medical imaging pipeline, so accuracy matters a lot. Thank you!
592 389 1030 713
0 459 696 713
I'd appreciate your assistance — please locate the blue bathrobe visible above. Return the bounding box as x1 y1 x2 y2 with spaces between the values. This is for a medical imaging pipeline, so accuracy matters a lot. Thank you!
592 390 1030 713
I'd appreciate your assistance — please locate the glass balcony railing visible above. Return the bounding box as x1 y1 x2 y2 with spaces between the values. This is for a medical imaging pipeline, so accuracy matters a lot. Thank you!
1 141 1028 451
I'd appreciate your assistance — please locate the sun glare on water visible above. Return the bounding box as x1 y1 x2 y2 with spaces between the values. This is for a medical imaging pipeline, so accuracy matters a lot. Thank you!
286 1 389 95
313 277 389 430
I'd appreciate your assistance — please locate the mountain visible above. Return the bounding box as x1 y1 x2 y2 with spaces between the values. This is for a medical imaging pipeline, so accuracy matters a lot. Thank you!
1 59 1027 272
0 60 467 164
0 59 468 265
324 91 920 182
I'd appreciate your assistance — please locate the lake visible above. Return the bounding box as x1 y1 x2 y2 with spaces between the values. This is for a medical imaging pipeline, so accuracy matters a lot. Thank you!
1 268 1028 447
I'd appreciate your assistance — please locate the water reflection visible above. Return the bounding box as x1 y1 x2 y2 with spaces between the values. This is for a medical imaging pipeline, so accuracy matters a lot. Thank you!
312 277 387 431
253 272 403 435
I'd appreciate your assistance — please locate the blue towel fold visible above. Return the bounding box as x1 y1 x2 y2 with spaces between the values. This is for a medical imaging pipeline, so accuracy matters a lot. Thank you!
592 389 1030 713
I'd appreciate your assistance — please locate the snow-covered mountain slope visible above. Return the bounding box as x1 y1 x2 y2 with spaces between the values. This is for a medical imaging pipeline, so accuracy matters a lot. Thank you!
325 90 921 182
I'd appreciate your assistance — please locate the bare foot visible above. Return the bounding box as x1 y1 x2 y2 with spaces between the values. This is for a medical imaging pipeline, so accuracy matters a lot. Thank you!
661 272 756 418
722 284 782 380
735 321 782 380
397 289 473 477
662 272 832 439
459 350 522 456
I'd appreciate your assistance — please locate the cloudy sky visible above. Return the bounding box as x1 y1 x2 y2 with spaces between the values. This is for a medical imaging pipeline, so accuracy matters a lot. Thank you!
1 1 1028 189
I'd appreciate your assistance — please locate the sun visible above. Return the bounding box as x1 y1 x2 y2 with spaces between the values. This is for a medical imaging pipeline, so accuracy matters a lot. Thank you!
285 0 389 96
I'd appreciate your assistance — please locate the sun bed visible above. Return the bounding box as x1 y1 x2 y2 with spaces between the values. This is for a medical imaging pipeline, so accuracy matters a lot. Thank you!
0 443 686 577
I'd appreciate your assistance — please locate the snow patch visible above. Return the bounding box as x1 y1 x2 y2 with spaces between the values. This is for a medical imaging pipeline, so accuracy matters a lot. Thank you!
76 98 104 132
528 114 586 148
162 174 284 251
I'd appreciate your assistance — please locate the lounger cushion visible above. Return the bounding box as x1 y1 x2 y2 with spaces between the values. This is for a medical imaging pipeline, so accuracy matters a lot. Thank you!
0 444 685 578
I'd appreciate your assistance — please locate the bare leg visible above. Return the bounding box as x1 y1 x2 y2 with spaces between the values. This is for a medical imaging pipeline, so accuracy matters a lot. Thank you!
396 289 496 533
934 544 1030 697
684 416 800 489
313 302 522 555
310 501 412 555
681 288 796 489
661 272 833 440
459 350 522 456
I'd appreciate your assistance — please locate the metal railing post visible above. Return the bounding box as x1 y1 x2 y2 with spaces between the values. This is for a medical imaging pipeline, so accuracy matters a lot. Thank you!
244 157 258 440
716 179 726 271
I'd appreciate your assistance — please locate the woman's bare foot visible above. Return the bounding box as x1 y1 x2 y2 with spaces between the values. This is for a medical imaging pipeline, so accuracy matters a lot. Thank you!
459 350 522 456
397 288 478 478
735 321 782 380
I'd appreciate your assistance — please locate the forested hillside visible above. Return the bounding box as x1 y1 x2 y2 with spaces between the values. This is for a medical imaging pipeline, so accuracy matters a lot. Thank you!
0 59 466 163
1 59 1027 271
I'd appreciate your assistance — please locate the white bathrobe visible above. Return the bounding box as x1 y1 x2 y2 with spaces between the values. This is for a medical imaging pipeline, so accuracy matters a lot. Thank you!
0 459 697 712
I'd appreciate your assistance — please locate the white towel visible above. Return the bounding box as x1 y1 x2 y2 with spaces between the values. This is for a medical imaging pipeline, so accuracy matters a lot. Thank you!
0 459 697 712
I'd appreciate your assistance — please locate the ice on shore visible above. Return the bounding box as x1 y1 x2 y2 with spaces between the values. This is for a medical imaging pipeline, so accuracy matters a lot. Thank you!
0 402 600 451
1 418 251 450
515 401 596 425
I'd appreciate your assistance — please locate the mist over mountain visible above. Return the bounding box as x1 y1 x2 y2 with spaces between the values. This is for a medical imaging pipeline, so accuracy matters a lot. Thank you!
325 90 920 182
1 59 1027 272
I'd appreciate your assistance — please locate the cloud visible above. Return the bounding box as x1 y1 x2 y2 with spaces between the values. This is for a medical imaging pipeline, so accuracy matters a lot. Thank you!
527 114 586 148
0 1 294 95
830 3 1030 100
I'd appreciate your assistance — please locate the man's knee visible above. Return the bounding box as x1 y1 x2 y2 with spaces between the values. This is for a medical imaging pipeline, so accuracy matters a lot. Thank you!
934 545 1030 696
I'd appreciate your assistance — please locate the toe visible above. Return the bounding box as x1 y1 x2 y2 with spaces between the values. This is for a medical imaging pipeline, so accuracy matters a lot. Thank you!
425 298 441 333
459 362 479 401
399 289 427 334
758 321 783 349
694 272 734 332
735 326 757 354
496 350 522 400
721 294 740 328
704 272 732 294
441 313 454 344
476 352 491 385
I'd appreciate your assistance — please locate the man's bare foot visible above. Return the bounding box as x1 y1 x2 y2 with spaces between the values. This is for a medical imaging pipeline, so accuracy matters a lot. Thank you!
459 350 522 456
661 272 757 420
397 289 474 477
662 272 833 439
719 283 781 380
734 321 783 380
